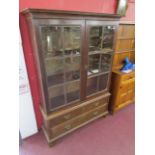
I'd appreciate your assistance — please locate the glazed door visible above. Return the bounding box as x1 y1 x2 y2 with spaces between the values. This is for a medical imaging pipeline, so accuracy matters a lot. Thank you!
36 19 85 111
85 21 117 97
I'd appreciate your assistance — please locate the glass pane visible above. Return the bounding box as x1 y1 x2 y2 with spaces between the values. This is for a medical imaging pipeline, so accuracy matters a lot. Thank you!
45 58 64 86
65 56 80 81
47 73 64 86
89 27 102 52
65 70 80 82
87 26 114 97
88 54 100 76
64 27 81 55
48 85 65 109
87 76 98 96
45 58 64 75
102 26 115 51
41 26 63 56
86 74 108 96
41 25 82 110
65 81 80 103
98 74 108 91
100 53 112 72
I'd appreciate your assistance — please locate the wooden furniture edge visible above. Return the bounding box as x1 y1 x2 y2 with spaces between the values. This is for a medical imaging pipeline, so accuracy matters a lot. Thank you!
119 21 135 25
114 101 134 112
40 92 111 120
21 8 121 19
42 110 108 146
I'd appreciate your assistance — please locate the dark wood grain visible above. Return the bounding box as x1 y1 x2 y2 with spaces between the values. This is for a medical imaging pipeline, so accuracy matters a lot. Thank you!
22 9 120 146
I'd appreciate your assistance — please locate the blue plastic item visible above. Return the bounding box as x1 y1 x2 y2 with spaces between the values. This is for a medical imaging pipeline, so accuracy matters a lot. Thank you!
121 57 135 72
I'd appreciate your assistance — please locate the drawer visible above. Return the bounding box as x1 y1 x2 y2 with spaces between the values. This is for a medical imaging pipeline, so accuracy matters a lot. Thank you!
83 98 108 113
118 93 128 105
51 116 82 138
128 79 135 90
84 103 108 122
120 78 134 95
119 83 128 94
126 90 134 101
122 72 135 81
47 96 109 127
51 104 108 138
48 107 83 127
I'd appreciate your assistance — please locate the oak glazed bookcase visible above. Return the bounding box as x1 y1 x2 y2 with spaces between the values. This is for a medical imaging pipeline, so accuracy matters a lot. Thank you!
22 9 120 146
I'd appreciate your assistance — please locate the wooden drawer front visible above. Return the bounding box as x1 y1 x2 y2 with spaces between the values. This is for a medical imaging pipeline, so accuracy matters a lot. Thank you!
49 108 83 127
119 78 134 94
83 98 108 113
117 93 127 106
126 90 134 101
117 78 135 106
128 79 135 90
51 104 108 138
117 88 134 106
122 72 135 81
48 97 108 127
119 83 128 94
84 103 108 122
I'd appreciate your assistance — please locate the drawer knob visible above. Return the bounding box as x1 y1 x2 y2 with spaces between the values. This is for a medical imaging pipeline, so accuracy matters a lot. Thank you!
64 124 71 131
93 111 99 115
64 114 71 120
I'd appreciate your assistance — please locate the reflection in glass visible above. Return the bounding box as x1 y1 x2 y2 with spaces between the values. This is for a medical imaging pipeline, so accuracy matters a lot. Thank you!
66 81 80 103
88 54 100 75
86 73 108 96
65 56 80 81
65 70 80 82
89 27 102 51
64 27 81 55
49 85 65 109
41 26 82 110
42 26 63 56
100 53 112 72
47 73 64 86
102 26 115 50
65 57 80 71
98 74 108 91
45 58 64 76
87 77 98 95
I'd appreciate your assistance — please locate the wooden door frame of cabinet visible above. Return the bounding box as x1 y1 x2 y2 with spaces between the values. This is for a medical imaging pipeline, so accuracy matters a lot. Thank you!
22 9 120 114
34 19 86 113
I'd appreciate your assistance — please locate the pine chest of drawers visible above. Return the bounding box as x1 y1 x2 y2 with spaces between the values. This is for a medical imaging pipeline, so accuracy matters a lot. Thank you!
109 70 135 113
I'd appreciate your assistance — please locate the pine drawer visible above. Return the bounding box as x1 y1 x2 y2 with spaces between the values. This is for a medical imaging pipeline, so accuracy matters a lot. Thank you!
121 72 135 81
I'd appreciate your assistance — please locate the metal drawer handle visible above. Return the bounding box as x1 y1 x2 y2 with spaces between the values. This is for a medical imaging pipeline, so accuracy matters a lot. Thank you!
64 124 71 131
64 114 71 120
93 111 99 115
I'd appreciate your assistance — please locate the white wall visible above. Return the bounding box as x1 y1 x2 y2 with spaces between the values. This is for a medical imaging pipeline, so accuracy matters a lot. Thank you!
19 33 38 139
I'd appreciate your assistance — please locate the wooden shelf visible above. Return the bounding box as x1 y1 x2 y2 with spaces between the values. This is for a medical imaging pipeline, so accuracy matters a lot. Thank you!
117 37 135 40
115 49 135 53
89 49 113 55
88 71 110 78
